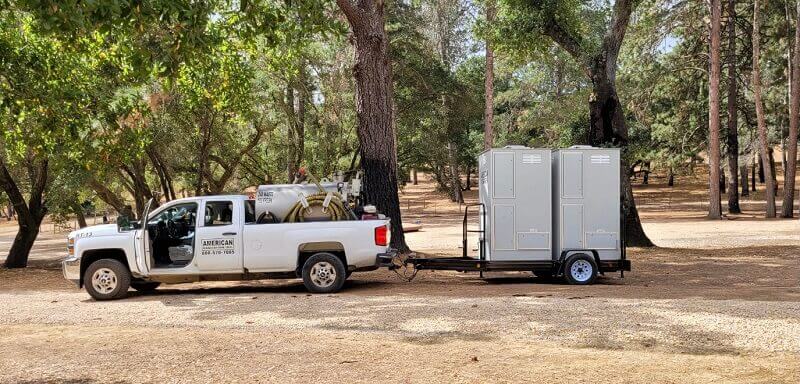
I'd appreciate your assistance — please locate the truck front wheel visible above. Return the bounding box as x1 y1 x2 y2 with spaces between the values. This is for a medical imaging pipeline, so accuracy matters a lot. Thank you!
301 253 346 293
84 259 131 300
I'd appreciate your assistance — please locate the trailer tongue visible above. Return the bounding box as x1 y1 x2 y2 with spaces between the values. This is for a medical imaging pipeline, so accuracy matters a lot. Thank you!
401 146 630 285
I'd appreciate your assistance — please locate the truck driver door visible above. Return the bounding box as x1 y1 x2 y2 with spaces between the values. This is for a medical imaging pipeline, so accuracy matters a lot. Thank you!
195 200 243 273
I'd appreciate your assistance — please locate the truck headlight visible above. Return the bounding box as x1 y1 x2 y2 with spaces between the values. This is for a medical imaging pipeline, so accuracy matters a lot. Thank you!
67 237 75 256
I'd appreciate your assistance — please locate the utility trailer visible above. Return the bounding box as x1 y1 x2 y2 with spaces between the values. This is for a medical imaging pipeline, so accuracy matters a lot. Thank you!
407 146 630 284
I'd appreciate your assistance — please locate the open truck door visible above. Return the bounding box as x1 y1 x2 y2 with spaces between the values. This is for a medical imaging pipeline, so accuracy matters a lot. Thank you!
133 198 156 276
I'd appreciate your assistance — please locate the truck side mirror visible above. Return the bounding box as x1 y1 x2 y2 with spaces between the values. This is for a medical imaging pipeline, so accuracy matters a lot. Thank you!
116 216 141 232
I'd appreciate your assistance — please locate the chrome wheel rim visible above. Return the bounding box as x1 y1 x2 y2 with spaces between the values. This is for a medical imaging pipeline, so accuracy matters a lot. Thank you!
310 261 337 288
91 268 118 294
570 260 593 282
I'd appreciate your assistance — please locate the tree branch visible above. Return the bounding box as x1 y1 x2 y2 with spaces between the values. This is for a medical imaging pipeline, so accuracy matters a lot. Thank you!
542 19 586 64
602 0 638 80
336 0 365 27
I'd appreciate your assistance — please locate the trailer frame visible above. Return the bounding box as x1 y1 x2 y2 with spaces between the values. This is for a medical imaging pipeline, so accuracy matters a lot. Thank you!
405 201 630 277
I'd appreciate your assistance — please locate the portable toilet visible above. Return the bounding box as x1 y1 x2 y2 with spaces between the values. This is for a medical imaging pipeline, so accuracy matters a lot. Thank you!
478 146 553 262
552 146 623 262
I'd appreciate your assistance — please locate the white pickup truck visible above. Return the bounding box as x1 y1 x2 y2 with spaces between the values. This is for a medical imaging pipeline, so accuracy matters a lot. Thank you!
62 194 395 300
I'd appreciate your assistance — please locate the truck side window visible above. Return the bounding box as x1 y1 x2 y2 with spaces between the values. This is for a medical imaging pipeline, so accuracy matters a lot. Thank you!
205 201 234 226
244 200 256 224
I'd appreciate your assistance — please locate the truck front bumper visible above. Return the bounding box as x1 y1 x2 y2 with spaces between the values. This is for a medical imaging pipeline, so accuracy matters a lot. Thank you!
376 249 398 269
62 255 81 286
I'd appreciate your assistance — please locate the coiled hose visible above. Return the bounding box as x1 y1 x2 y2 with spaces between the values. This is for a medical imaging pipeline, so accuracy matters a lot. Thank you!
283 191 350 222
283 170 356 222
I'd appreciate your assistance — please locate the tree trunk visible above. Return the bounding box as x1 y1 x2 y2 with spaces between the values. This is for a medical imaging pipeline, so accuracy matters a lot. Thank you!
781 0 800 217
148 148 175 201
707 0 723 219
587 74 654 247
447 141 463 203
753 0 777 217
758 154 765 183
769 147 778 196
412 169 418 185
741 164 749 196
6 224 40 268
0 158 48 268
286 82 305 183
297 82 305 179
483 0 495 150
667 167 674 187
71 200 87 228
89 178 127 214
725 0 741 213
121 160 154 217
196 112 213 196
337 0 408 252
752 155 757 191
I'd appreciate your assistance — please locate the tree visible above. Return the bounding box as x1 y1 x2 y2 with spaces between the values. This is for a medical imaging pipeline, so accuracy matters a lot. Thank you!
499 0 653 246
725 0 740 214
336 0 408 251
708 0 722 219
753 0 777 218
0 12 99 267
781 0 799 218
484 0 496 149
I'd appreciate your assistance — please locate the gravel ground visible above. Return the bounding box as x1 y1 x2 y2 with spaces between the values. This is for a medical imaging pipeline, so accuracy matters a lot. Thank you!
1 176 799 383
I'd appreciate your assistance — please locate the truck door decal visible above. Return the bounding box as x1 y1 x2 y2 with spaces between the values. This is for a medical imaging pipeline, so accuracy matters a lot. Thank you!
200 238 236 257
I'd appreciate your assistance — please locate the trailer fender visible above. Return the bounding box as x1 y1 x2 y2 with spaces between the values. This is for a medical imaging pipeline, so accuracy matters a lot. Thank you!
557 250 602 276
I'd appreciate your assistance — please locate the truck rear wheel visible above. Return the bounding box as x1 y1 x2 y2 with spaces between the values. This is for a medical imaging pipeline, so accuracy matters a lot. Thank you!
563 253 598 285
301 252 346 293
84 259 131 300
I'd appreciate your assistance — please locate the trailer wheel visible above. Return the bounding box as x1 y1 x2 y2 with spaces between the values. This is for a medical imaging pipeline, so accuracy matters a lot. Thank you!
301 252 346 293
563 254 598 285
84 259 131 300
130 281 161 292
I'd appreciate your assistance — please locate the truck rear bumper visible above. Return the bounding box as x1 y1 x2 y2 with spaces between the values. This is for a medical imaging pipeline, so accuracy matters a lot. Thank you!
376 249 397 269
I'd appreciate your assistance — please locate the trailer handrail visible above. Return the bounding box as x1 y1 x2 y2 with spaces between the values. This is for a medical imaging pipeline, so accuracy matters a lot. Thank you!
462 203 485 260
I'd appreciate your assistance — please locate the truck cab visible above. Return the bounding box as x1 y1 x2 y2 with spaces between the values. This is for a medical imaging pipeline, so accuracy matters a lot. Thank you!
63 195 394 300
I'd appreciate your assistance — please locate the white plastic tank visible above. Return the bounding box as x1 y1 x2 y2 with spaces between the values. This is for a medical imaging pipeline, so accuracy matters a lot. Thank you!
255 182 345 221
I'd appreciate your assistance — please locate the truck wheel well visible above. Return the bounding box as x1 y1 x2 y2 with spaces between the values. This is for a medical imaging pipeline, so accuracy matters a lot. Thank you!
80 249 130 287
297 242 347 273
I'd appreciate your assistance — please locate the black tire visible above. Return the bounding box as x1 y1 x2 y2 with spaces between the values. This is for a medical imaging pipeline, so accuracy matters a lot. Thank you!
301 252 347 293
84 259 131 300
563 253 598 285
130 281 161 292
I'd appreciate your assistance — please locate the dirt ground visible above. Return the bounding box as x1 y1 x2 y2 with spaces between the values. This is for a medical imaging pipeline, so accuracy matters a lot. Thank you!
0 171 799 383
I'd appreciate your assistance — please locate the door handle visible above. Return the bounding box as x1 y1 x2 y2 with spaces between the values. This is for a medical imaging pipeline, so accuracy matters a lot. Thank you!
223 232 237 236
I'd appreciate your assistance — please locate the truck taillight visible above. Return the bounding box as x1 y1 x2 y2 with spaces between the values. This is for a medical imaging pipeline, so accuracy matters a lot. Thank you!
374 225 389 246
